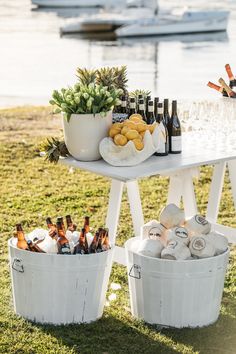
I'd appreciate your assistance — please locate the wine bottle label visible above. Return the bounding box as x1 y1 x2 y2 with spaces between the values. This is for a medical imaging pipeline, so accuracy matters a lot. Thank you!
121 101 127 108
130 102 136 109
171 136 182 152
148 106 154 112
139 104 145 110
157 122 167 153
157 108 163 114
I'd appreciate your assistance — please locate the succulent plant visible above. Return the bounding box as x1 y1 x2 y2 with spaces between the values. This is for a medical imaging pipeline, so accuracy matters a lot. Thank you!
39 137 69 164
50 82 122 122
96 66 128 93
129 89 151 100
76 68 97 85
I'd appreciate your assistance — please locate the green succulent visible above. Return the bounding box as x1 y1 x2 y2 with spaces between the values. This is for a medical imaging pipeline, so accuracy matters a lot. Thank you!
129 89 151 100
39 137 69 164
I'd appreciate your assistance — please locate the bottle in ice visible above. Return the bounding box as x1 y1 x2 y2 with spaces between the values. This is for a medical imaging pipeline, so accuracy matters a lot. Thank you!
73 228 89 254
27 240 45 253
218 78 236 98
155 103 168 156
225 64 236 91
89 231 100 253
207 81 227 96
46 217 57 239
16 224 28 250
83 216 90 233
102 229 111 251
169 100 182 154
56 220 71 255
66 214 77 232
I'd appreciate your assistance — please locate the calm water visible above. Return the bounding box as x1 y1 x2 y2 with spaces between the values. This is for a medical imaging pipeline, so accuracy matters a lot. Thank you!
1 0 236 106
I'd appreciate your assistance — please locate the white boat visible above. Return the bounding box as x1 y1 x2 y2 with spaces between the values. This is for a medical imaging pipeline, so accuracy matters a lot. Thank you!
61 7 155 34
31 0 119 7
116 10 230 37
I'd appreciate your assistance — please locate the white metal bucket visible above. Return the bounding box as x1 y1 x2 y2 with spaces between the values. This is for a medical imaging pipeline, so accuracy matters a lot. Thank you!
8 239 113 325
125 237 230 328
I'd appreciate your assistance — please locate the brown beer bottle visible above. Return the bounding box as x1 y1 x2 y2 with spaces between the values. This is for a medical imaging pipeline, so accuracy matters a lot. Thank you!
83 216 90 233
27 240 46 253
66 215 77 232
102 229 110 252
56 220 71 255
97 228 106 253
57 217 66 233
89 231 100 253
46 217 57 239
73 228 88 255
16 224 28 250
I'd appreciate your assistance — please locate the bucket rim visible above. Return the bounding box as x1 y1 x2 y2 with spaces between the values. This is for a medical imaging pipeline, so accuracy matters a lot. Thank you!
8 238 113 258
125 236 230 263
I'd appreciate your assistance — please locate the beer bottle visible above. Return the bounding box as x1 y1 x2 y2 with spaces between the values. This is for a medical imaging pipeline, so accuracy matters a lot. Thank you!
88 231 100 253
27 240 45 253
97 228 106 253
129 97 136 116
102 229 110 252
16 224 28 250
83 216 90 233
73 228 88 255
46 217 57 239
137 99 147 122
57 217 66 233
56 220 71 255
66 215 77 232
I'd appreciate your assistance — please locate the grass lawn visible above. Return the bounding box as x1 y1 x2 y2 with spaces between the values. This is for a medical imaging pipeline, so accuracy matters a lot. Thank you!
0 106 235 354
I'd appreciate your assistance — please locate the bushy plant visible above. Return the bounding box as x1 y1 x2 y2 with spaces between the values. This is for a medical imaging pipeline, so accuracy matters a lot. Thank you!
50 82 122 122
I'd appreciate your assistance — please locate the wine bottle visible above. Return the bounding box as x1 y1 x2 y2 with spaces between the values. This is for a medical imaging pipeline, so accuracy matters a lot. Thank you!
155 103 168 156
129 97 136 116
163 99 170 152
225 64 236 91
169 100 182 154
146 100 155 124
154 97 159 118
137 99 147 122
218 78 236 98
145 95 151 116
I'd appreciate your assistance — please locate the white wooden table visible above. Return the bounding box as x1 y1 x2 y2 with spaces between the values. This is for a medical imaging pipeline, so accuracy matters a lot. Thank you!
60 132 236 265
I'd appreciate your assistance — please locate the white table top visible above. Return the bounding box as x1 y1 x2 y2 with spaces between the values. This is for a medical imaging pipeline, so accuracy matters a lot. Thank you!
60 133 236 182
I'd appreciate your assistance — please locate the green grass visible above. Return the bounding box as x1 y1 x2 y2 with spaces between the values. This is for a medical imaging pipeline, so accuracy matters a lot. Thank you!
0 107 236 354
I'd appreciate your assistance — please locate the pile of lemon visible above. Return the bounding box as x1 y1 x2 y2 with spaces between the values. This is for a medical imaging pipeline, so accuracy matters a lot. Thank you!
109 114 157 151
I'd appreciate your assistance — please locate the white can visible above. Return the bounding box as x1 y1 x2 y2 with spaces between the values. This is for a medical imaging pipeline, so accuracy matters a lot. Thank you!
137 239 164 258
185 215 211 236
166 226 190 246
189 236 216 258
205 232 228 256
160 204 185 229
161 240 191 260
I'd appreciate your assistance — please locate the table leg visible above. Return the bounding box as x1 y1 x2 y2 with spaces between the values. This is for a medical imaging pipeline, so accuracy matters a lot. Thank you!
105 179 124 246
228 159 236 211
126 180 144 237
167 175 183 207
182 170 198 218
206 162 226 223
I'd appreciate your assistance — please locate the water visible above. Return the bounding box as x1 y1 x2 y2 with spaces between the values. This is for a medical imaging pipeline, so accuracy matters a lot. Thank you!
0 0 236 107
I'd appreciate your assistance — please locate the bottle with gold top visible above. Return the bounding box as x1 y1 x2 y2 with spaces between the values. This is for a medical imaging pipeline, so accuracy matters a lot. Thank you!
56 220 71 255
16 224 28 250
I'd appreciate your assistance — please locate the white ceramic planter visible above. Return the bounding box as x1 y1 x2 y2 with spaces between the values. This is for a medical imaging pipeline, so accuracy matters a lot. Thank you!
62 111 112 161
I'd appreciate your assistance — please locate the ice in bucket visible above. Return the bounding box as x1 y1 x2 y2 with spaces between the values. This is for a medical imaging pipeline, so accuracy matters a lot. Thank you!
161 240 191 260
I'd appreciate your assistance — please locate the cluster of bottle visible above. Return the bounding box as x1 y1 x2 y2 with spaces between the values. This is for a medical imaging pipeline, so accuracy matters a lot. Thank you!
15 215 110 255
113 95 182 155
207 63 236 98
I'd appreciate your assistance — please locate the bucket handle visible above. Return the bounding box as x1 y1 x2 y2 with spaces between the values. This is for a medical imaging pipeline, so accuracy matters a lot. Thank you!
129 264 141 279
12 258 24 273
